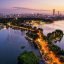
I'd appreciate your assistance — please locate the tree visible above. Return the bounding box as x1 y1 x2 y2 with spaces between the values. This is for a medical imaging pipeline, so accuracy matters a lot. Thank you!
18 51 40 64
47 29 63 44
48 44 61 54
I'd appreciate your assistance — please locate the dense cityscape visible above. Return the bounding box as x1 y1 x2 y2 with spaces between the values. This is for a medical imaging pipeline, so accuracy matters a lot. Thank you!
0 0 64 64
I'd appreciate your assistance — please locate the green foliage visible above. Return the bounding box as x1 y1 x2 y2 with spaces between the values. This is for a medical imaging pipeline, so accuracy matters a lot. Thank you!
18 51 40 64
47 29 64 57
49 44 61 53
26 31 38 40
47 29 63 44
48 44 64 56
59 50 64 55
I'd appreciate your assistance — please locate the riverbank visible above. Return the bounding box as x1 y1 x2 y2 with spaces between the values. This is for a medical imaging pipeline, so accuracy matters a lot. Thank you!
0 22 64 64
26 28 64 64
35 31 62 64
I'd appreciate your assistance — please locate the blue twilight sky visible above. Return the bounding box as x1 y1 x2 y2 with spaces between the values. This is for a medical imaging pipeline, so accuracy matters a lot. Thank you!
0 0 64 11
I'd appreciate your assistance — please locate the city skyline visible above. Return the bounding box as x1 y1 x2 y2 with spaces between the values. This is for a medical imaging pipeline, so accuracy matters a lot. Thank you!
0 0 64 11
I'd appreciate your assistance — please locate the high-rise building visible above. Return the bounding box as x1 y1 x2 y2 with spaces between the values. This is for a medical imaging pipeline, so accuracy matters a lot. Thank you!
53 9 55 16
58 11 59 16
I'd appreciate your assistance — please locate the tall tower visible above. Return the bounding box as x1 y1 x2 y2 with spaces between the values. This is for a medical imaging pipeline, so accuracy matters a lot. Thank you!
53 9 55 16
58 11 59 16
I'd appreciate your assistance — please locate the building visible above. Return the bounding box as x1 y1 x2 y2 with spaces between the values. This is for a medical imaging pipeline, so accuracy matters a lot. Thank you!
53 9 55 16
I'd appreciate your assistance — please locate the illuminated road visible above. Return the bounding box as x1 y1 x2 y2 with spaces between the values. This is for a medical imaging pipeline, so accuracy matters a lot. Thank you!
35 31 62 64
8 24 34 31
7 24 63 64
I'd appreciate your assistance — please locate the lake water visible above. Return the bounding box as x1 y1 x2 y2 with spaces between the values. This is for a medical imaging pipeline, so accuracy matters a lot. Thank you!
32 20 64 50
0 20 64 64
0 27 40 64
40 20 64 50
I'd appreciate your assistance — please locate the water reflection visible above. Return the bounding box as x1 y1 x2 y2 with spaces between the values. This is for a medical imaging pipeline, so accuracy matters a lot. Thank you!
0 20 64 64
32 20 64 50
0 27 40 64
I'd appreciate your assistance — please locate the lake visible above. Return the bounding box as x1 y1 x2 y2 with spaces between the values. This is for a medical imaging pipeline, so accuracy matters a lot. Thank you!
0 20 64 64
0 27 40 64
39 20 64 50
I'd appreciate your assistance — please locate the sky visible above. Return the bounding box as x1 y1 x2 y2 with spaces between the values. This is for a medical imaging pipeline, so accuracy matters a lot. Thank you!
0 0 64 11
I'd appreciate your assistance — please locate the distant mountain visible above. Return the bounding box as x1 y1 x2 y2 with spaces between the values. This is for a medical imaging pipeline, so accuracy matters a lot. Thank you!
0 7 52 15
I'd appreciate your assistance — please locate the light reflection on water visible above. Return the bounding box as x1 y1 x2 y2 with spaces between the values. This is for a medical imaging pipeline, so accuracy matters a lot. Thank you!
33 20 64 50
0 27 40 64
0 20 64 64
42 20 64 50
